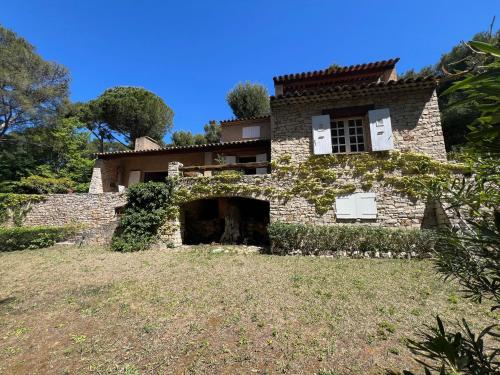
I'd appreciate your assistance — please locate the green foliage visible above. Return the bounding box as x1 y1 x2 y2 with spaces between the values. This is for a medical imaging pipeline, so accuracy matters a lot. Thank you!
0 225 77 251
171 121 221 146
271 151 467 214
442 41 500 154
267 221 436 256
0 193 46 225
111 181 176 252
203 120 221 143
402 40 500 375
404 316 498 375
13 176 77 194
400 30 499 150
171 130 205 146
0 117 95 188
69 100 123 153
0 24 70 137
226 81 270 119
98 86 173 143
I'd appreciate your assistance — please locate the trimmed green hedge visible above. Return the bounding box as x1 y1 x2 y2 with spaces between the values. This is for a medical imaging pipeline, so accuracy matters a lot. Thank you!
0 226 77 252
267 221 437 256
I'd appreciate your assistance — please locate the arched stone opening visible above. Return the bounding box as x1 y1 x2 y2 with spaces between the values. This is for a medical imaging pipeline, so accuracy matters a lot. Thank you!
180 197 270 245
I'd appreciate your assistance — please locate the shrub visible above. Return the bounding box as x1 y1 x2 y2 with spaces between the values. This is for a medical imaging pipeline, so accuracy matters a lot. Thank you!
267 221 437 256
14 175 76 194
111 180 176 252
0 225 77 251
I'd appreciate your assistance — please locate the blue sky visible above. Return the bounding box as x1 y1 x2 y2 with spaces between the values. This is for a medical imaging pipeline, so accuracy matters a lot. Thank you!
2 0 498 142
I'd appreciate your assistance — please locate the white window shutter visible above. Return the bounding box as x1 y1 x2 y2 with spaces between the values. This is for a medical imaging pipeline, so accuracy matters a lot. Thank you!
336 193 378 219
368 108 394 151
224 155 237 164
242 126 261 139
128 170 141 187
335 195 357 219
356 193 377 219
256 153 267 175
312 115 332 155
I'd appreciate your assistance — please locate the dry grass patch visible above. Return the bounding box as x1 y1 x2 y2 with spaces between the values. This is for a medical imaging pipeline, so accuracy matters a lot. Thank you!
0 245 495 374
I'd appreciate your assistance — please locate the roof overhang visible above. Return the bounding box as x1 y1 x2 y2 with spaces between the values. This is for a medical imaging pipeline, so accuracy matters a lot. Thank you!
220 115 271 127
97 139 270 159
270 77 437 106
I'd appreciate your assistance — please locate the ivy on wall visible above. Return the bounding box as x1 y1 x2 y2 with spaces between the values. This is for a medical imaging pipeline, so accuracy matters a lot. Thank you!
167 150 468 217
0 194 47 226
115 150 468 249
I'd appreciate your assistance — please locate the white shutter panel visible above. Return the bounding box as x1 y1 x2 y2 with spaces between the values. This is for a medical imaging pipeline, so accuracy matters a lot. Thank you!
335 194 357 219
356 193 377 219
256 153 267 175
127 170 141 187
242 126 261 139
312 115 332 155
368 108 394 151
223 155 237 164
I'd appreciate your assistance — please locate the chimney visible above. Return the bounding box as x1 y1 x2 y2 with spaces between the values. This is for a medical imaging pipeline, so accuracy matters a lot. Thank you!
134 136 161 151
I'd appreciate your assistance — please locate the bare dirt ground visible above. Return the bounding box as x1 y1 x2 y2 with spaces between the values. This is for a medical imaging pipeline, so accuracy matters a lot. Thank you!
0 245 495 374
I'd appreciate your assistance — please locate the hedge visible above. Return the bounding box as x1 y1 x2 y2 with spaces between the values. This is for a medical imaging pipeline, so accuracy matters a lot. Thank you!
0 226 77 252
267 221 437 256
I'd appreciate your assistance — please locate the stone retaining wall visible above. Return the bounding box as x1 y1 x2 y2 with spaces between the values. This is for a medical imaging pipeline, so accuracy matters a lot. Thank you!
158 173 446 247
22 193 126 244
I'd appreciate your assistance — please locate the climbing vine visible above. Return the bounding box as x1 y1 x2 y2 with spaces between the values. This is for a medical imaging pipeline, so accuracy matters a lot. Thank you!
166 150 468 217
0 194 47 226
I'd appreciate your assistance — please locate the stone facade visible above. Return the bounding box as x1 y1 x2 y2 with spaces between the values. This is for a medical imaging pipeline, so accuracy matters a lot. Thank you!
21 76 450 247
159 170 443 247
271 88 446 163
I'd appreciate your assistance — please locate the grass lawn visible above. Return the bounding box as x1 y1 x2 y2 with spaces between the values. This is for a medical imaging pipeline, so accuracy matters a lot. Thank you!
0 245 495 375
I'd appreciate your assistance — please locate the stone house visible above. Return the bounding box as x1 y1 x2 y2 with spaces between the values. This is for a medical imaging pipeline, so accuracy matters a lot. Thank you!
25 58 448 245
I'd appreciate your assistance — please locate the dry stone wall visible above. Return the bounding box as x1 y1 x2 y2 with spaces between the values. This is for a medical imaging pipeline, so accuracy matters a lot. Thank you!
22 193 126 244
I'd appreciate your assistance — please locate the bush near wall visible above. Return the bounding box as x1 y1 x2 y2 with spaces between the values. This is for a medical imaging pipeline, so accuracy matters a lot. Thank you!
0 226 77 252
111 181 176 252
267 221 437 257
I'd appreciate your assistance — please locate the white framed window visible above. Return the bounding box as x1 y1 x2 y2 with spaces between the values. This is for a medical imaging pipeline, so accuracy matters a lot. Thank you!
335 193 377 219
242 126 261 139
331 117 366 153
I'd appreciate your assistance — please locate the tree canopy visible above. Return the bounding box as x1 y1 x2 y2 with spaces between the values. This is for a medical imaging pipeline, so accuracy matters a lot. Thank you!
226 82 270 119
170 121 221 146
399 29 500 150
0 24 70 137
98 87 174 144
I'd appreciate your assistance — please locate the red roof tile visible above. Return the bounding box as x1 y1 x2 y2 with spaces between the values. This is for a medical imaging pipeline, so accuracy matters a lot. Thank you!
273 58 400 83
270 76 437 102
220 115 271 126
97 139 270 158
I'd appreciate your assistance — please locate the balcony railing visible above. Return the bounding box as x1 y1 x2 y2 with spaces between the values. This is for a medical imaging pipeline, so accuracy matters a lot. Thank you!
179 161 270 175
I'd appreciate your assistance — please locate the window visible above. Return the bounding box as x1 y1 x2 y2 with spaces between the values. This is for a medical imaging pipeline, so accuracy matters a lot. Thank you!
242 126 261 139
331 118 365 153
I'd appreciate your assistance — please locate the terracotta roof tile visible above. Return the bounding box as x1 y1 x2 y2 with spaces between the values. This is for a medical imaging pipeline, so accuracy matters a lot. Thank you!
220 115 271 125
270 76 437 102
273 58 400 83
97 139 269 158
